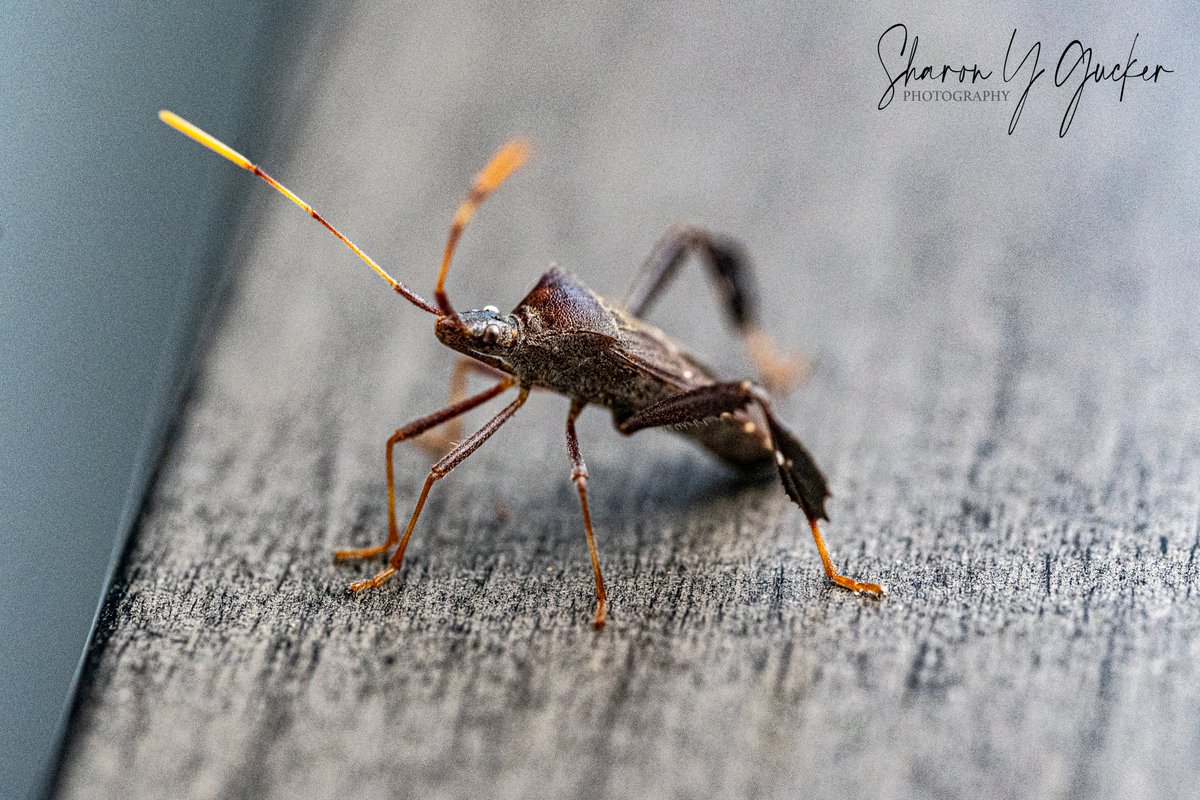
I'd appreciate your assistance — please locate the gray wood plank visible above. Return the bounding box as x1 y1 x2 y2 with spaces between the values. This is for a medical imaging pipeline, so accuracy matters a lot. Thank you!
56 3 1200 799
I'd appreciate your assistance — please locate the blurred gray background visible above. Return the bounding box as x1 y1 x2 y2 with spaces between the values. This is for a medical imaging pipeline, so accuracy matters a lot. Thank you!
7 1 1198 799
0 3 309 799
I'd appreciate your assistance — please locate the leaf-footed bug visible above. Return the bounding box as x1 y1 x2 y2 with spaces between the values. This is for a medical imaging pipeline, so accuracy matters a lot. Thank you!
158 110 885 627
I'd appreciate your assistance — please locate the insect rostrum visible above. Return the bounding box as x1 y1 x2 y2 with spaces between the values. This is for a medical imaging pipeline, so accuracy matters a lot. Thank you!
159 110 885 628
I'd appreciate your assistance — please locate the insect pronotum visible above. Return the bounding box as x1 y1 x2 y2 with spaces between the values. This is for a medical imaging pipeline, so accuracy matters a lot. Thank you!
159 110 885 627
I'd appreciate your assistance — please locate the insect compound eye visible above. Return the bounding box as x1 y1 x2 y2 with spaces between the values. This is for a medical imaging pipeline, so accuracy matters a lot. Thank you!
481 322 502 345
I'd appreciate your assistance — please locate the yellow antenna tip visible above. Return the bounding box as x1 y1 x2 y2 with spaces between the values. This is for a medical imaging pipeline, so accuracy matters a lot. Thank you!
478 138 531 190
159 109 253 171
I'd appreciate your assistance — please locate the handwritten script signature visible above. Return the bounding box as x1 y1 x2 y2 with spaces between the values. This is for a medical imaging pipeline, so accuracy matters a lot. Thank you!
876 24 1173 136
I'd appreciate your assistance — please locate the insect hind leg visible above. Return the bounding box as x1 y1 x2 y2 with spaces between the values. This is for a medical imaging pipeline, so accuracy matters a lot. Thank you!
619 381 884 597
622 225 807 394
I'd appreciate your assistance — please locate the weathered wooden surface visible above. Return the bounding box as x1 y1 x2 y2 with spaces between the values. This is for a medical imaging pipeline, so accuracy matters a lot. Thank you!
56 3 1199 799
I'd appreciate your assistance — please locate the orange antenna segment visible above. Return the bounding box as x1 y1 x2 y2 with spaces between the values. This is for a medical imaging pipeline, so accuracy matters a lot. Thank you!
435 139 530 319
158 110 439 316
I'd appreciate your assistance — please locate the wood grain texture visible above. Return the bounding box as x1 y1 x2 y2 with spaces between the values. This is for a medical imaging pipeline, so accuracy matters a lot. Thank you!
56 3 1200 798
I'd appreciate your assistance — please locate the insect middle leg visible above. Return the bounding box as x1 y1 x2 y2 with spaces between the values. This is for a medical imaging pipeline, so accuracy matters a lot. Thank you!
349 385 530 591
334 377 514 561
619 381 884 597
566 401 608 628
623 225 806 393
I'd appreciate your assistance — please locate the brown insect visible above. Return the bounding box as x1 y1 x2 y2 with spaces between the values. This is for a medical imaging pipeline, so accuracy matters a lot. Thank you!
159 110 885 627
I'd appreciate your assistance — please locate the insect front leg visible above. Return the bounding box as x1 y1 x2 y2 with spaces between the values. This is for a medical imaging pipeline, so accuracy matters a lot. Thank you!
566 401 608 628
349 386 530 591
619 382 884 597
622 225 808 394
334 378 514 562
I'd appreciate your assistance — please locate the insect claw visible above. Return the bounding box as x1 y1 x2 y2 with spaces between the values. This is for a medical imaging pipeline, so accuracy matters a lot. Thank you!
744 328 809 395
830 574 886 598
761 353 809 395
592 598 607 629
349 566 397 592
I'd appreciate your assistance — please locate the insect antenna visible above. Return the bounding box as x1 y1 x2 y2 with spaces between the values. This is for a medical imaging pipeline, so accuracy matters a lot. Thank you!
434 139 530 321
158 110 439 316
